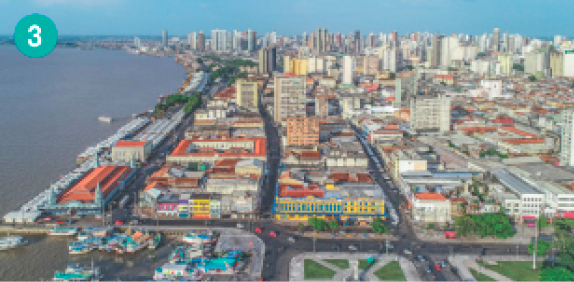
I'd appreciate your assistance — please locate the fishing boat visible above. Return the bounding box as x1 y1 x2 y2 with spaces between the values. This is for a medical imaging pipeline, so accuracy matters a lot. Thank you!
148 233 162 250
69 246 93 255
48 227 78 236
0 236 27 250
53 263 101 281
182 232 215 245
97 116 113 123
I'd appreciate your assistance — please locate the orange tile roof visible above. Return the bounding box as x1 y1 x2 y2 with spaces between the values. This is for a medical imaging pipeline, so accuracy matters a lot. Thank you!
500 126 538 138
58 166 133 204
170 138 266 157
415 193 447 201
213 159 243 167
503 139 545 145
115 140 147 148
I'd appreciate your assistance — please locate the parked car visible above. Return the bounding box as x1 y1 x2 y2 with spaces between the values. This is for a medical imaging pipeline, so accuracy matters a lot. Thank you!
403 249 412 255
434 264 442 271
424 265 432 273
236 223 244 228
348 244 358 251
269 231 277 237
115 220 123 226
332 244 341 251
439 261 449 268
417 255 426 262
288 237 297 243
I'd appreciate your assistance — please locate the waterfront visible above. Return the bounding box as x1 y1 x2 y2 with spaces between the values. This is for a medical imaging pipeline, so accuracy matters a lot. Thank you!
0 233 177 281
0 45 186 216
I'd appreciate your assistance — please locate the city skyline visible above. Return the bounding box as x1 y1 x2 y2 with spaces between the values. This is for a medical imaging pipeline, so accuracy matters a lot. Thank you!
0 0 573 37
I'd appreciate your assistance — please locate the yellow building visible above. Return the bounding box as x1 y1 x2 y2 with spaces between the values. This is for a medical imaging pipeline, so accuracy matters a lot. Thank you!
498 53 513 75
236 80 259 108
289 58 308 76
273 184 386 222
191 193 211 219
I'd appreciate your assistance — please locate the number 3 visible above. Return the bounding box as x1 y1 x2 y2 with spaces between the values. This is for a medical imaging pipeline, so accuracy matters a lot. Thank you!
28 24 41 47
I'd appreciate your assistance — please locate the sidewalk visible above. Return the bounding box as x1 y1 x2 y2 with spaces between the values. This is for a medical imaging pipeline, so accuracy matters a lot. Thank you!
289 252 417 281
449 254 544 281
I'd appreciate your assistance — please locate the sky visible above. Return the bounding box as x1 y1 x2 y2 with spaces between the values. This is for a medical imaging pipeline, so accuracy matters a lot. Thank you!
0 0 572 38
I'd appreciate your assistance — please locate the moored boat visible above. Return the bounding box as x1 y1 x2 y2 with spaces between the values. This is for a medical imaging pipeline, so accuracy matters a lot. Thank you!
0 236 27 250
48 227 79 236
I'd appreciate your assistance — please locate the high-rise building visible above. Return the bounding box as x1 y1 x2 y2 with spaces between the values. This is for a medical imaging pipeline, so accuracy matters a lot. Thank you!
524 51 549 76
431 34 442 68
188 32 197 50
498 53 513 75
392 31 398 42
285 117 320 147
363 56 379 75
554 35 563 49
197 31 206 51
236 79 259 108
316 28 323 52
274 75 306 123
561 109 574 166
259 45 277 74
440 36 459 67
162 30 168 47
564 50 574 78
247 29 255 52
354 30 361 54
409 94 451 133
134 37 141 48
492 28 500 52
211 29 228 51
549 51 564 77
343 55 353 84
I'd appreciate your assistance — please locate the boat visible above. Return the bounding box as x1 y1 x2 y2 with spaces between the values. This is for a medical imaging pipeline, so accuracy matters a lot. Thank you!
48 227 79 236
148 233 162 250
182 232 215 245
0 236 27 250
53 263 101 281
98 116 113 123
69 246 93 255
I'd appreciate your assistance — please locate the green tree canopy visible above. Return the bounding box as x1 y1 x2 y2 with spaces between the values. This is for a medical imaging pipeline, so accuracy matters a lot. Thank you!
540 267 574 281
528 240 551 257
329 221 339 231
308 217 328 231
371 218 389 234
529 75 537 82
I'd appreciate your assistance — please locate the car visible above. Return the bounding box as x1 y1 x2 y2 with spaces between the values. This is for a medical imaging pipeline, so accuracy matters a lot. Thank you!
115 220 123 226
72 214 83 219
439 261 449 268
434 264 442 271
332 244 341 251
55 221 65 225
236 223 244 228
386 243 394 250
403 249 412 255
424 265 432 273
417 255 426 262
269 231 277 237
287 237 297 243
348 244 358 251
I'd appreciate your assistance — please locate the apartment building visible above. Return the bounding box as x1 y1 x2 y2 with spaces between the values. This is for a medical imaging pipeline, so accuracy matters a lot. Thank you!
274 75 306 124
409 94 451 133
236 80 258 108
285 117 320 147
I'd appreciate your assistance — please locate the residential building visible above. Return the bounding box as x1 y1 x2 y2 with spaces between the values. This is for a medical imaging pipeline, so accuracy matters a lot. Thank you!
285 117 320 147
363 56 379 75
409 94 451 133
197 31 205 51
162 30 168 47
236 80 258 108
411 193 451 223
167 137 266 165
561 109 574 166
342 56 353 84
564 50 574 78
498 53 513 75
274 75 306 123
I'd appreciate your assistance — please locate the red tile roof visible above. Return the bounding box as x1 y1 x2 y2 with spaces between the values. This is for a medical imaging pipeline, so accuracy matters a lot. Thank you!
58 166 133 204
415 193 447 201
115 141 147 148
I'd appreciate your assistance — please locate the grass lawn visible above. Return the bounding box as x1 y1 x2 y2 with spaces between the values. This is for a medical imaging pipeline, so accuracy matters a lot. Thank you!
324 259 349 269
478 261 541 281
373 261 407 281
358 259 378 270
470 269 496 281
304 259 336 280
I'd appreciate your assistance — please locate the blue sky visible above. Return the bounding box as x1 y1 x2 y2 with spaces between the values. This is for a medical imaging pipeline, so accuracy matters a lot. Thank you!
0 0 571 37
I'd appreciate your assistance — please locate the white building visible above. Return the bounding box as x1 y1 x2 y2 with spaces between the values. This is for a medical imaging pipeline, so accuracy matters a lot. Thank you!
211 29 228 51
492 168 545 221
411 193 451 223
342 56 353 84
564 50 574 78
561 109 574 166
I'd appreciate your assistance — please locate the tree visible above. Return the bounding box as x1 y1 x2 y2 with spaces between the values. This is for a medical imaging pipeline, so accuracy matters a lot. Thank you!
513 64 524 71
528 240 551 257
453 216 476 237
538 215 549 230
407 65 414 70
529 75 537 82
308 217 328 231
389 73 396 79
426 223 435 230
540 267 574 281
371 218 389 234
329 221 339 232
297 222 305 232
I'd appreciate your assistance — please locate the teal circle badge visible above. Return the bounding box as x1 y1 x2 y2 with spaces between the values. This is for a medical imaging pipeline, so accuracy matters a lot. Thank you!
14 14 58 58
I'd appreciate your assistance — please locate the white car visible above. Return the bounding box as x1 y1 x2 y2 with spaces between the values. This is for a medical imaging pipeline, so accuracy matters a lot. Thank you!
288 237 297 243
349 244 358 251
236 223 244 228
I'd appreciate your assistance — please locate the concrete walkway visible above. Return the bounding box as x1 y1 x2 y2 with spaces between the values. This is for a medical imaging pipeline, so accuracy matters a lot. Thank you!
289 253 417 281
450 255 543 281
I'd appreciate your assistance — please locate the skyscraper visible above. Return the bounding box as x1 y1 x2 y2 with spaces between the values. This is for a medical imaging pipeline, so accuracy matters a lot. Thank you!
197 31 205 51
274 76 306 123
492 28 500 52
392 31 398 42
354 30 361 54
248 29 255 52
561 109 574 166
431 34 442 68
259 45 277 74
211 29 228 51
134 37 141 48
188 32 197 50
410 94 451 133
162 30 168 47
343 55 353 84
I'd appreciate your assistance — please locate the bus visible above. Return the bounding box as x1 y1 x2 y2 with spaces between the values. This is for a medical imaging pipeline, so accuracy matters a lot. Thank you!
119 195 130 208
